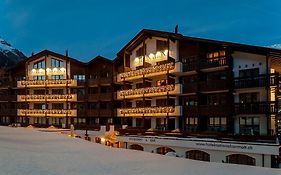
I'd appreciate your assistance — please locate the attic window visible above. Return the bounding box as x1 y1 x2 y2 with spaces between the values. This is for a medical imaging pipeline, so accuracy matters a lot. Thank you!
156 40 168 52
51 58 64 68
33 60 45 69
136 45 146 57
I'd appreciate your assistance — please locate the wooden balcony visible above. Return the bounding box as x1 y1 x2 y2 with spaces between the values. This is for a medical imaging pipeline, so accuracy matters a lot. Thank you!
184 104 232 116
17 94 77 102
199 104 232 116
17 79 77 88
17 109 77 117
199 79 229 92
234 73 278 89
117 84 182 100
200 57 230 70
117 106 182 117
234 102 276 114
88 94 99 101
182 56 198 72
0 81 15 88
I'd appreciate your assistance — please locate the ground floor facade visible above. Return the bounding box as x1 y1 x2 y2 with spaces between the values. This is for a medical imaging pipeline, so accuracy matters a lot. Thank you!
117 135 280 168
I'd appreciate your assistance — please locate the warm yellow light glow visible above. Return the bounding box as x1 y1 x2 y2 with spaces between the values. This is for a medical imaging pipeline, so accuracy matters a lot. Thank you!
39 68 44 73
32 69 36 73
53 68 58 72
164 50 168 55
60 67 66 72
156 51 162 58
46 68 51 72
149 53 155 59
100 137 106 142
135 57 139 62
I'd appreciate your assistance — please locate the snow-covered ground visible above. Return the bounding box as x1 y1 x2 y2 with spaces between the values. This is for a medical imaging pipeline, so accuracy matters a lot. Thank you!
0 126 280 175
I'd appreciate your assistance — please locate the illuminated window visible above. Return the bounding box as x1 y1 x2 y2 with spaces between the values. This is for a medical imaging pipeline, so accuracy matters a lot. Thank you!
33 76 45 80
207 50 225 59
186 117 198 125
51 75 64 80
156 79 167 86
74 75 85 80
51 58 64 68
239 117 259 135
33 60 45 69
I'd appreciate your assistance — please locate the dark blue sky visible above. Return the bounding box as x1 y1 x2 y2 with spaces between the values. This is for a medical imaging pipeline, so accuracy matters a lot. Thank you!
1 0 281 61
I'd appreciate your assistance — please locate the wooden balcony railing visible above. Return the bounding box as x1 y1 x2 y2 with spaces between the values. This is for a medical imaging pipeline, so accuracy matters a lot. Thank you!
99 109 112 117
0 109 17 116
88 78 112 86
0 95 17 101
234 73 278 89
200 57 229 69
17 109 77 117
199 79 229 92
117 106 182 117
184 104 233 116
182 56 198 72
17 79 77 88
183 83 197 93
234 102 277 114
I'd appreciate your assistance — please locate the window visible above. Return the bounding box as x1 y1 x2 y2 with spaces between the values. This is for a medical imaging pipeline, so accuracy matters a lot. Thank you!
239 93 258 103
226 154 256 166
74 75 85 81
51 75 64 80
239 117 259 135
136 45 146 57
207 50 225 59
186 117 198 125
33 89 46 95
156 79 167 86
239 68 259 78
34 103 47 109
33 76 45 80
156 40 168 52
51 58 64 68
33 60 45 69
52 89 64 95
186 150 210 162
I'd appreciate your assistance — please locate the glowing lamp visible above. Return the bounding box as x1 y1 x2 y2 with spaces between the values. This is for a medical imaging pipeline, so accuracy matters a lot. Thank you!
53 68 58 72
164 50 168 55
156 51 162 58
149 53 155 59
31 69 36 73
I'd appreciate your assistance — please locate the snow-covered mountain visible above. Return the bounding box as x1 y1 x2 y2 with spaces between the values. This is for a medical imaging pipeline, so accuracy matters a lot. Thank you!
0 36 26 68
268 44 281 50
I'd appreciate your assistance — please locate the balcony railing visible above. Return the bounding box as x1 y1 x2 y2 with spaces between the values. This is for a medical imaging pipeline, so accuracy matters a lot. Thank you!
184 104 233 116
17 94 77 102
199 79 229 92
88 93 112 101
200 57 229 69
0 95 17 101
234 102 276 114
183 83 197 93
88 78 112 86
17 109 77 117
117 62 175 82
182 56 198 72
99 109 112 117
0 109 16 116
117 84 181 99
234 74 278 89
17 79 77 88
117 106 182 117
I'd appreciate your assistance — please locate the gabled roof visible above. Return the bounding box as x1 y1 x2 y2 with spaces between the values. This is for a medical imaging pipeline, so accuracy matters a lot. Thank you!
115 28 281 59
26 50 85 65
87 55 113 65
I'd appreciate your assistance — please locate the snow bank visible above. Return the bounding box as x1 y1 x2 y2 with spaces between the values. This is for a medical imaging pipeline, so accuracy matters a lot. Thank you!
0 126 279 175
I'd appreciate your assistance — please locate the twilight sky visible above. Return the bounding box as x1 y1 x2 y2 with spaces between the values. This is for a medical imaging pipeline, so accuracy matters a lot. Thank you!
0 0 281 62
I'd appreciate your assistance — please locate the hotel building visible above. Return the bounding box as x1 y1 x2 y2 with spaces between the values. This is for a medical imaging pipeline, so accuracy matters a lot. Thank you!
0 29 280 167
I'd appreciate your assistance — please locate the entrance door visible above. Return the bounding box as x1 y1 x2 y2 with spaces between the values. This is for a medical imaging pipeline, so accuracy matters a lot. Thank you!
168 118 175 130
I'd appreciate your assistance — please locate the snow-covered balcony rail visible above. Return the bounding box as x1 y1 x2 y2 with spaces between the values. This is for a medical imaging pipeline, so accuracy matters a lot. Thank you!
117 106 182 117
117 84 182 99
17 79 77 88
117 62 175 82
17 94 77 102
17 109 77 117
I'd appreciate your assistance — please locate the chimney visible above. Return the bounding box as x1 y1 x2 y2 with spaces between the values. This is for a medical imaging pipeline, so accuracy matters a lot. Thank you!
66 50 68 57
175 25 179 34
31 52 34 56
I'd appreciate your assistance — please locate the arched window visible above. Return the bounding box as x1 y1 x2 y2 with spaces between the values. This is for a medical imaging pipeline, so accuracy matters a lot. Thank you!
226 154 256 166
129 144 144 151
186 150 210 162
156 147 175 155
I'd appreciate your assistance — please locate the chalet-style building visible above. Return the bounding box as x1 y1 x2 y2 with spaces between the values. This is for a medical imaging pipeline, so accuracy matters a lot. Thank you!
0 29 280 167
